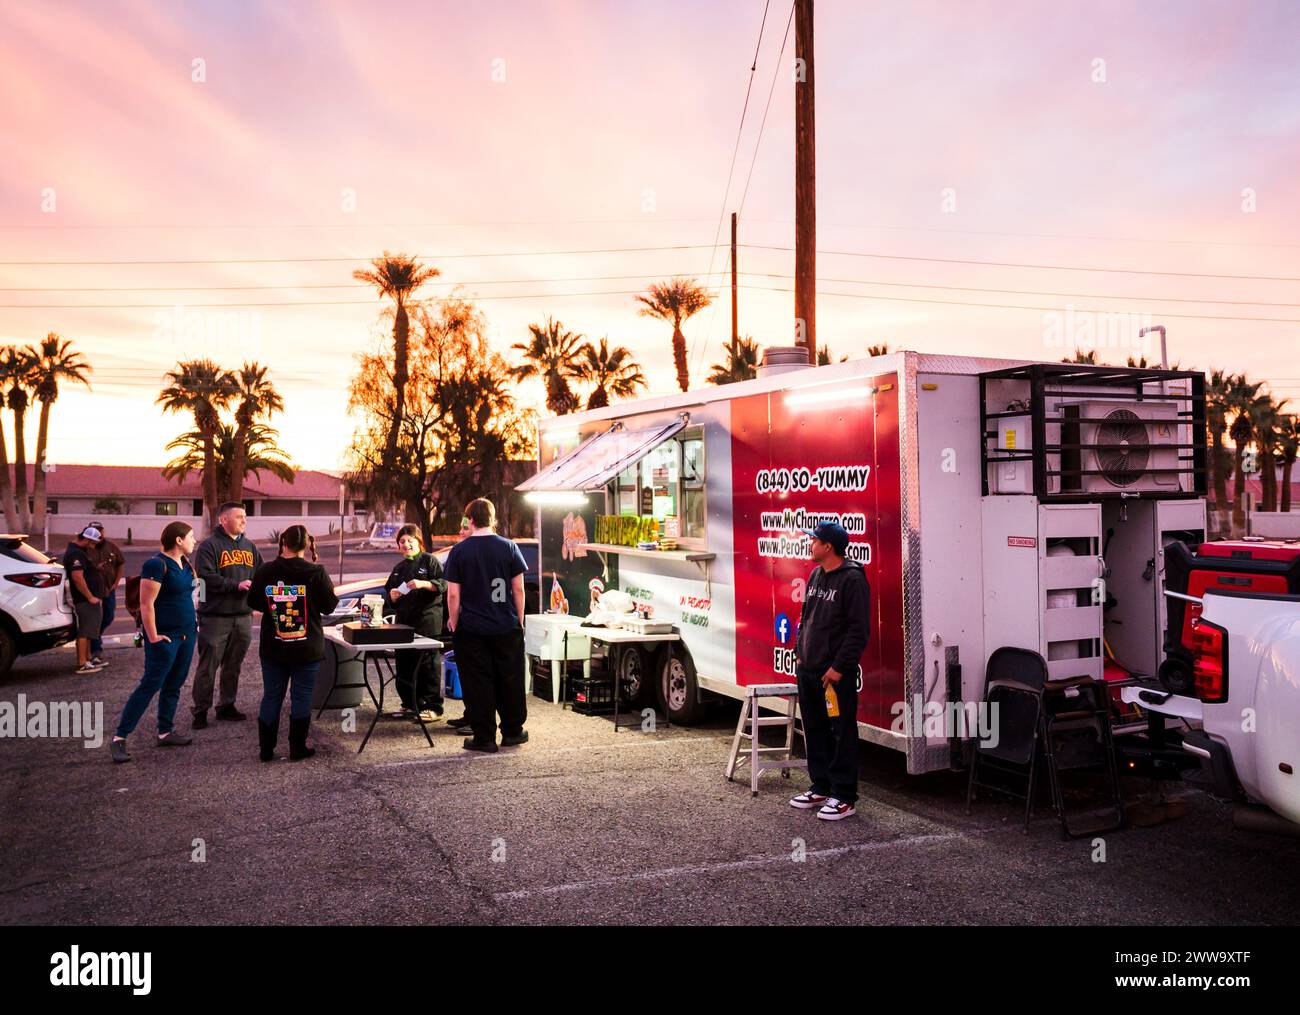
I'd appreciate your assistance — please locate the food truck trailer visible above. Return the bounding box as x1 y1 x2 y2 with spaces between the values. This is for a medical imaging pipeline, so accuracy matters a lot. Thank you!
519 350 1207 775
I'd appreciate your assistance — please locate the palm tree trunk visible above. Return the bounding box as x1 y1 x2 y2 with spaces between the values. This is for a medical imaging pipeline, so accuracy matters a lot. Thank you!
229 420 247 505
1261 448 1276 512
12 405 30 532
0 414 17 533
1232 447 1246 535
31 401 51 537
1283 458 1295 513
1210 429 1229 533
203 432 219 530
384 299 409 468
672 323 689 392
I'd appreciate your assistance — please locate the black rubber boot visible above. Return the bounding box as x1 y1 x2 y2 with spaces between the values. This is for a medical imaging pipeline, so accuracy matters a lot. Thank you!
257 719 277 762
288 717 315 761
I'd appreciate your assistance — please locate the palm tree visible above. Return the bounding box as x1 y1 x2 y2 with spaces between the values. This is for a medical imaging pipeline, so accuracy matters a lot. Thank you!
4 346 37 531
0 348 22 532
353 252 441 469
578 338 646 410
510 318 591 415
635 277 713 391
1251 396 1289 512
164 422 295 495
157 360 237 528
1279 416 1299 514
1226 375 1269 532
707 336 761 385
228 362 284 505
30 334 92 534
815 345 850 365
1205 369 1234 534
1062 349 1102 364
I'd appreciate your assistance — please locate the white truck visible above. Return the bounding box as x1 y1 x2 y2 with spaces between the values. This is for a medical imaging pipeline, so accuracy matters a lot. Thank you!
1124 588 1300 833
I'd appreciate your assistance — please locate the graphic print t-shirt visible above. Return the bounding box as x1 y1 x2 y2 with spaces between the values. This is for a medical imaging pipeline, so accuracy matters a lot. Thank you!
246 556 339 664
266 581 309 641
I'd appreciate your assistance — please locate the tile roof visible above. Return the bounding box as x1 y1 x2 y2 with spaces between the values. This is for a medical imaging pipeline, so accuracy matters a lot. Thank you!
25 464 350 500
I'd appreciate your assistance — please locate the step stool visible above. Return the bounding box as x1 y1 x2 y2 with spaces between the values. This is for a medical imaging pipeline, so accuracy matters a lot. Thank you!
725 683 807 797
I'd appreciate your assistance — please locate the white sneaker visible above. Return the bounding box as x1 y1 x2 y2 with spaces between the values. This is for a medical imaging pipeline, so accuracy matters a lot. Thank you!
816 798 856 821
789 790 829 809
90 656 107 667
75 663 104 675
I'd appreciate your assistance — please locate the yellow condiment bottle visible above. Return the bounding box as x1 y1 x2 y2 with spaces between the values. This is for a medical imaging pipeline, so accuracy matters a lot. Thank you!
825 683 840 717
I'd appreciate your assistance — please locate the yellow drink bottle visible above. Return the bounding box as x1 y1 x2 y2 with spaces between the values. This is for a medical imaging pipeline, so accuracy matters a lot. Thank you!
825 683 840 717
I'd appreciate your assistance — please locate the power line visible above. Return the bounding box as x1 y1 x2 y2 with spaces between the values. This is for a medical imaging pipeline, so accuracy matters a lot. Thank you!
741 283 1300 323
742 244 1300 282
737 271 1300 308
737 5 794 220
694 1 797 382
0 287 722 310
745 218 1300 251
690 0 774 379
0 270 733 293
0 244 718 268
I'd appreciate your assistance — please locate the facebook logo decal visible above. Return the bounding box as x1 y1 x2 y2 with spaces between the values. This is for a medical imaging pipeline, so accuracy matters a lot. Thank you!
774 613 792 644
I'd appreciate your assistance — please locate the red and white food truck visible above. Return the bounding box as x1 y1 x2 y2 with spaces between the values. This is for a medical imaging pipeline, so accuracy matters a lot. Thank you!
520 350 1207 775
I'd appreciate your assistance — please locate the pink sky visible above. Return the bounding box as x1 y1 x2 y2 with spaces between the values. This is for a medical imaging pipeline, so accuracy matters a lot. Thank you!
1 0 1297 471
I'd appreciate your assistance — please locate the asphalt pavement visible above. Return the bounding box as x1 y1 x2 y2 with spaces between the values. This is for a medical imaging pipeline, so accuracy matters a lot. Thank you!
1 639 1298 926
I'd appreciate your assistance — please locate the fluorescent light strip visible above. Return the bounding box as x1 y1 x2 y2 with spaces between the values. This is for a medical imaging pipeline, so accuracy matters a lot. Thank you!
784 385 877 409
524 491 589 505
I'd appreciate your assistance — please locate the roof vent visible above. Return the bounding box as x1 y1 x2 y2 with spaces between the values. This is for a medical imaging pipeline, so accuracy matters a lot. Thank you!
758 345 811 378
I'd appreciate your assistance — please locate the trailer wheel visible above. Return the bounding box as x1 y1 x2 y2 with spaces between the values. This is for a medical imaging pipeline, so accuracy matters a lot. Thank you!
616 645 654 707
658 647 705 724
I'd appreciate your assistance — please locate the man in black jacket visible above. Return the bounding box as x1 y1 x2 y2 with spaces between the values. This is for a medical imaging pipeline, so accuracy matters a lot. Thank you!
191 502 263 728
788 521 871 821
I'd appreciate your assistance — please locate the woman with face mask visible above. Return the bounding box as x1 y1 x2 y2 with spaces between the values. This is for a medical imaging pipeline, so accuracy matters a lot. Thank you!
384 524 447 721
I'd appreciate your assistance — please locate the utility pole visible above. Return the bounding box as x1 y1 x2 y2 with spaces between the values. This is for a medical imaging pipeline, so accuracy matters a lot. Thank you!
730 212 739 364
794 0 816 363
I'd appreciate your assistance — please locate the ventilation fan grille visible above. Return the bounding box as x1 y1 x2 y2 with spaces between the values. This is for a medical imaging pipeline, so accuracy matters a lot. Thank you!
1093 408 1150 487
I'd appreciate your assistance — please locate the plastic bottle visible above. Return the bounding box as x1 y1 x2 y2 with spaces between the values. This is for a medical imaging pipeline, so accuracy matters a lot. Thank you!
825 683 840 717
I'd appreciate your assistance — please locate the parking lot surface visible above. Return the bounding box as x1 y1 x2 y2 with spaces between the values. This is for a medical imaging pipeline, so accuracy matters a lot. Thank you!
2 641 1298 926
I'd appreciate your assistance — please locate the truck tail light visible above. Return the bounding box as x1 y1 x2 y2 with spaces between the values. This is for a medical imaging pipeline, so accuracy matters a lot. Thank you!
5 572 63 589
1189 618 1228 703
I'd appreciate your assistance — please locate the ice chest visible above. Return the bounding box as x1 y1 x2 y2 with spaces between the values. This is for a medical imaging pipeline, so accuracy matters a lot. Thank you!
524 613 590 661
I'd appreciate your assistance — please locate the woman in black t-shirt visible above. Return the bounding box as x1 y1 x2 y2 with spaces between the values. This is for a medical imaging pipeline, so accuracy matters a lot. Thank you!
383 524 447 721
246 525 338 762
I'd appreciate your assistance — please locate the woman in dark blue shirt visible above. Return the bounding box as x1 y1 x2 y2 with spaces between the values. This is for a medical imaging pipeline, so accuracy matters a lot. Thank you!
109 522 200 763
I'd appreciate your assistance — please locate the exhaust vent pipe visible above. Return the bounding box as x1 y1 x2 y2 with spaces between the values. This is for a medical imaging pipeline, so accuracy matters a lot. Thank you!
758 345 811 378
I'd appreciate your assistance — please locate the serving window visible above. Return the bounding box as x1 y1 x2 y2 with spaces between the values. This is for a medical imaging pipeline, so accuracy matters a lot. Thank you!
607 428 706 549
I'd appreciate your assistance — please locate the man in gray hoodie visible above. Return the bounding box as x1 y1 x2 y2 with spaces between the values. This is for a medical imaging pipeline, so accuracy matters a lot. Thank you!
191 502 263 728
788 521 870 821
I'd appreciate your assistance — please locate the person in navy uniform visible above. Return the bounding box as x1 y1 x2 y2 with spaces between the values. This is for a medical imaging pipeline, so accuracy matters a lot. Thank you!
384 524 447 722
444 499 528 753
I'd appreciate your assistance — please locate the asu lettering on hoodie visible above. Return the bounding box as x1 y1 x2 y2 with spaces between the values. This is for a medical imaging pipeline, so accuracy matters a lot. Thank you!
195 529 263 616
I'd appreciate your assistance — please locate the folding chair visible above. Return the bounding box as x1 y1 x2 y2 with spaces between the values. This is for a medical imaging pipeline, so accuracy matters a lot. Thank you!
965 647 1049 832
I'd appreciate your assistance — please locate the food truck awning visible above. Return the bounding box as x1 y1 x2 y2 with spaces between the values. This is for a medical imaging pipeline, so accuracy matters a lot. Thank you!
518 415 689 493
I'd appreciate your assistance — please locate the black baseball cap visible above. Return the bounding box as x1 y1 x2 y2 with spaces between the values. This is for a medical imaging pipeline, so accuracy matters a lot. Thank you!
802 521 848 555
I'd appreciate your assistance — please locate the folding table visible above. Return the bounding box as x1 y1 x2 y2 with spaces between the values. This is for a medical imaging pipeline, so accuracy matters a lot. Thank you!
321 627 444 753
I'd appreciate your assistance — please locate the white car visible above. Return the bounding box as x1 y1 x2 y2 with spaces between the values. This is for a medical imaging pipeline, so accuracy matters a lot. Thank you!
0 534 76 675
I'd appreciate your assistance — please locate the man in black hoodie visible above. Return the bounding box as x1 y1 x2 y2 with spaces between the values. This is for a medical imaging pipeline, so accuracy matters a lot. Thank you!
191 502 263 728
788 521 870 821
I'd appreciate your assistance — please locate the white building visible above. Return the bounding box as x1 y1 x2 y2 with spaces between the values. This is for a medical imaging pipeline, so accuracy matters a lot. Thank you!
21 464 369 545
